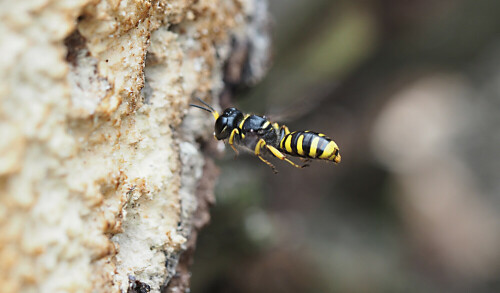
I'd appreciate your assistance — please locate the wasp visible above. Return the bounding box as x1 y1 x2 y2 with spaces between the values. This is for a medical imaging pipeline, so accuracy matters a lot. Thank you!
190 98 341 173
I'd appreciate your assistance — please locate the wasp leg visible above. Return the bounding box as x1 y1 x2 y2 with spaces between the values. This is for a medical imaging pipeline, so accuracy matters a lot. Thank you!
266 145 309 169
228 128 240 156
299 157 311 163
278 124 291 141
255 139 278 174
280 125 291 135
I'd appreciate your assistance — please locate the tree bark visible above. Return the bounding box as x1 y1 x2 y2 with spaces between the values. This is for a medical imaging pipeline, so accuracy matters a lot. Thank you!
0 0 269 292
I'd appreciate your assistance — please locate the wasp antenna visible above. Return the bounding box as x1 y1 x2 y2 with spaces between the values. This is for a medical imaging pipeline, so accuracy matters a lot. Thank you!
190 99 220 120
189 104 213 113
195 97 217 113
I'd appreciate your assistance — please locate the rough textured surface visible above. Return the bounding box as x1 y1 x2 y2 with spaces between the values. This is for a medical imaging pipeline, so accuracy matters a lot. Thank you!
0 0 269 292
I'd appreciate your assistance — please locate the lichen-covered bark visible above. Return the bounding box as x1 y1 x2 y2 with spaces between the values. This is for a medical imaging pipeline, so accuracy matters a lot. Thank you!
0 0 269 292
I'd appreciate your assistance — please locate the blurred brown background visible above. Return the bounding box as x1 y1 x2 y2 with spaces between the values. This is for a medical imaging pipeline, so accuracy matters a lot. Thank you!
191 0 500 292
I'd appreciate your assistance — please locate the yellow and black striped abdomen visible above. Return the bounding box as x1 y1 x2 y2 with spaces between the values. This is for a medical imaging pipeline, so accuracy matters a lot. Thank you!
279 131 341 163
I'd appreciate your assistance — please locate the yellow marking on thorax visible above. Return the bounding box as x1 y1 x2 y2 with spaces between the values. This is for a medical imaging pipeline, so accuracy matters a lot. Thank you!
318 133 326 137
238 114 249 129
320 141 339 160
309 137 320 157
262 121 271 129
297 135 305 155
284 135 293 153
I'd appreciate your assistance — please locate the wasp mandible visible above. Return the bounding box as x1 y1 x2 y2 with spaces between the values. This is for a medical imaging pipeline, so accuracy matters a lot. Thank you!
190 98 341 173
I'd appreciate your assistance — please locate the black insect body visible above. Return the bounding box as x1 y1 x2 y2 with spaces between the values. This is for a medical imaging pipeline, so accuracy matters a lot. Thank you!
191 98 341 173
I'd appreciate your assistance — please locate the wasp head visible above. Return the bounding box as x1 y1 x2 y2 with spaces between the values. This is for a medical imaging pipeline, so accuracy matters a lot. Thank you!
215 107 243 140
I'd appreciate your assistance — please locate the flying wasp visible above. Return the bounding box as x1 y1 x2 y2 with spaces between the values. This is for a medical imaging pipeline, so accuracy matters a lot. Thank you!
190 98 341 173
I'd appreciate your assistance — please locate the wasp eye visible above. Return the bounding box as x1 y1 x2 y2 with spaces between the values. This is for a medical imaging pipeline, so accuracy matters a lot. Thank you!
215 116 230 140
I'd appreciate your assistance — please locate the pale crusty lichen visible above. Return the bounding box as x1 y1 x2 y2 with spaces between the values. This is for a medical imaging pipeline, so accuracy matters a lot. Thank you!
0 0 269 292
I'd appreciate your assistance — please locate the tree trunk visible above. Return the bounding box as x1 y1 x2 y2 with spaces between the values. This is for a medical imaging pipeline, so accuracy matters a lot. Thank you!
0 0 269 292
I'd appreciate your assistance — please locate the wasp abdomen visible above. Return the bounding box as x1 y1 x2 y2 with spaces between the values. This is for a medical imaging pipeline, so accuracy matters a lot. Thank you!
280 131 341 163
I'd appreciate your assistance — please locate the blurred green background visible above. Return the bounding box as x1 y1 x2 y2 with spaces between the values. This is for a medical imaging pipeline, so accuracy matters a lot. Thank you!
191 0 500 292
